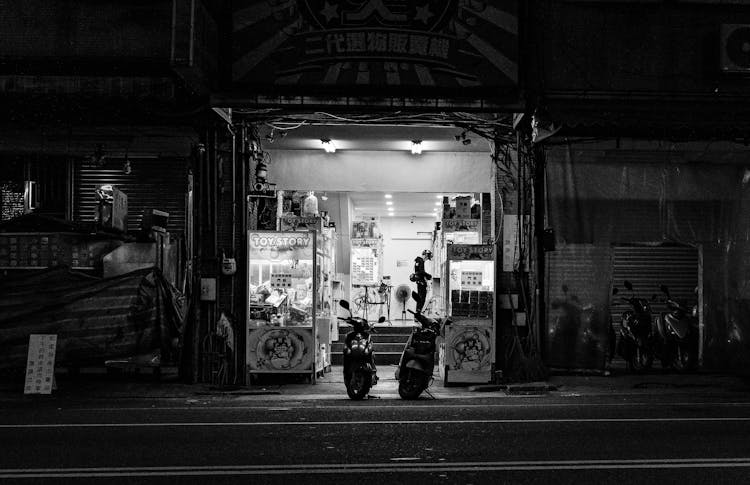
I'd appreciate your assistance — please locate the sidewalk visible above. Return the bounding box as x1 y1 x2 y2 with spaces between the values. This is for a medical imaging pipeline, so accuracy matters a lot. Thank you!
2 365 749 401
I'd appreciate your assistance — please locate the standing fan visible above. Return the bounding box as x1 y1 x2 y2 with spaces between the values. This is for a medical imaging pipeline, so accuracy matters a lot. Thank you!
395 284 412 320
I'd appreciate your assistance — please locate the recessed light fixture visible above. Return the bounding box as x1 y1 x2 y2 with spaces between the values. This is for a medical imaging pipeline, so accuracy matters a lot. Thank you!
384 194 392 199
436 195 443 199
388 212 395 216
434 202 441 206
386 201 393 206
411 140 422 155
321 138 336 153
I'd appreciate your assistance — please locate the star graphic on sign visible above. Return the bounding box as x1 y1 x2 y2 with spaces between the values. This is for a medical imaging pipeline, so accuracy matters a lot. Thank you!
414 4 433 24
320 1 339 23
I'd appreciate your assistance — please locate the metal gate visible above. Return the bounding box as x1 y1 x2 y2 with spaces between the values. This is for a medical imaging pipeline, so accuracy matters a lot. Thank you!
74 157 188 235
610 245 699 335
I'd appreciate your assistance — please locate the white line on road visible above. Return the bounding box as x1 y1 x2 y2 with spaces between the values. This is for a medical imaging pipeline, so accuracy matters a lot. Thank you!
40 401 750 412
3 458 750 478
3 417 750 428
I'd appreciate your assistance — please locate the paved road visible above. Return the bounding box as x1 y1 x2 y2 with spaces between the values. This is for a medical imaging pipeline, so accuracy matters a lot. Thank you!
2 394 750 484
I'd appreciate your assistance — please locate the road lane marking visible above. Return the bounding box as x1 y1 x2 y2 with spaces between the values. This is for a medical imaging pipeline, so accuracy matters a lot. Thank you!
14 401 750 412
3 417 750 428
3 459 750 478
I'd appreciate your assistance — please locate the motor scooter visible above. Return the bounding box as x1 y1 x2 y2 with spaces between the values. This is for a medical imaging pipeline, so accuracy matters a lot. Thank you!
395 291 449 400
654 284 698 371
613 281 654 373
339 299 385 400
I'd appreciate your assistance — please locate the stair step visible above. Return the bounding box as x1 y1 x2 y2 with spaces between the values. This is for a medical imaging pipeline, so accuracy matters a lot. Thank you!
331 351 404 366
332 342 406 353
334 334 412 344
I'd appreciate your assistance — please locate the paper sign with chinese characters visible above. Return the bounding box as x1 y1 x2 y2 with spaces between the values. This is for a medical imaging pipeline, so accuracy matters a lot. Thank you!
24 334 57 395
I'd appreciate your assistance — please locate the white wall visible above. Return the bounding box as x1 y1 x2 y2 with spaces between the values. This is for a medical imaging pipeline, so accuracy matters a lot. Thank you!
267 149 493 192
379 216 435 320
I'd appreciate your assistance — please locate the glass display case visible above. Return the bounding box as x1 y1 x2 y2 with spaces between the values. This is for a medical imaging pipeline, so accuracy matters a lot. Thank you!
439 243 496 385
316 226 336 369
246 230 326 383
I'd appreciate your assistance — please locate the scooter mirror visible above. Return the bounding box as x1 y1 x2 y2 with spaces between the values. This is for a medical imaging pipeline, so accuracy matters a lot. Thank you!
377 316 386 323
624 281 633 291
339 300 350 311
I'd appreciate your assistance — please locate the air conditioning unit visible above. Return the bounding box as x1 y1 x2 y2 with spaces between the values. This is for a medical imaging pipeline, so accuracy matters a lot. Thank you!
720 24 750 73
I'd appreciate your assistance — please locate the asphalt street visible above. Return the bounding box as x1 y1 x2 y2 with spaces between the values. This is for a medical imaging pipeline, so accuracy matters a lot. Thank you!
2 390 750 484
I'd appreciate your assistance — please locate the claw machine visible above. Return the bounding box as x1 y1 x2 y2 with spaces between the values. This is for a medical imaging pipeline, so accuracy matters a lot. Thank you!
246 230 325 383
438 243 496 385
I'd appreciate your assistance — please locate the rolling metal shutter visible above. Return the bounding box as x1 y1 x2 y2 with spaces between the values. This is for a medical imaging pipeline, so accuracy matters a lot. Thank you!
74 158 188 235
610 245 699 334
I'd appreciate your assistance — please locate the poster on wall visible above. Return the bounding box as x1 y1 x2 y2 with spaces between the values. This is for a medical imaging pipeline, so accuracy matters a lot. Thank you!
231 1 519 102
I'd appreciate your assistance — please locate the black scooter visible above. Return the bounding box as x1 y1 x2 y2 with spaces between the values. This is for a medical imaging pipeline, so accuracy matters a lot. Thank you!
339 299 385 400
654 285 698 371
613 281 654 373
395 291 448 400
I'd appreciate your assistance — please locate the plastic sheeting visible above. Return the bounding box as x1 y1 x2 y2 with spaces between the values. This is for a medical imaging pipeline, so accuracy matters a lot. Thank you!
0 266 185 372
545 142 750 371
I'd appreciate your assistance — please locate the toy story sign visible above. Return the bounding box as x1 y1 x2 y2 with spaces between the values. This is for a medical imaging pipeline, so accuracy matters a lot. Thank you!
248 231 313 261
232 1 518 99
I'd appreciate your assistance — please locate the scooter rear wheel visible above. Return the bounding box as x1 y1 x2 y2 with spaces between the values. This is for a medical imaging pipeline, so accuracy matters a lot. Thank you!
628 345 653 373
670 345 693 372
346 369 371 400
398 368 425 400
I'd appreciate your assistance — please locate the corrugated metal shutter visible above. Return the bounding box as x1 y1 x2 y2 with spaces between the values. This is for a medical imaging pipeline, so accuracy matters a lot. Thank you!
610 245 698 334
74 158 188 235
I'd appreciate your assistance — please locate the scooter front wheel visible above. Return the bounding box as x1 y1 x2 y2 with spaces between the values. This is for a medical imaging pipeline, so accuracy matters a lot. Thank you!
398 368 425 400
346 369 371 400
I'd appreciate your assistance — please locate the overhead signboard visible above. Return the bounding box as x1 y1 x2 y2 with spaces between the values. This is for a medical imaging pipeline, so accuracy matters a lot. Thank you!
231 1 518 104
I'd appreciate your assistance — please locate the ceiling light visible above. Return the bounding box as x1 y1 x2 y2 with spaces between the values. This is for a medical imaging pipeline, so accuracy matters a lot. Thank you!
411 140 422 155
386 201 393 205
321 138 336 153
435 202 440 206
388 212 394 216
436 195 442 199
384 194 392 199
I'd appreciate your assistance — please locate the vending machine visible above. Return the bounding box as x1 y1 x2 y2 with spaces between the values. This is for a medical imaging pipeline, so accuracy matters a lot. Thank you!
439 244 496 385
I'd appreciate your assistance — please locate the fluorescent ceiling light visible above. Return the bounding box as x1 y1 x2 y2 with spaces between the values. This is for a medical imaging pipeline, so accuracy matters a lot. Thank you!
321 138 336 153
411 140 422 155
386 201 393 205
384 194 392 199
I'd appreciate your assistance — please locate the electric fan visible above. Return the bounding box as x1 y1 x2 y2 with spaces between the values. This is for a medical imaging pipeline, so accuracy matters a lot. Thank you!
395 284 412 320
